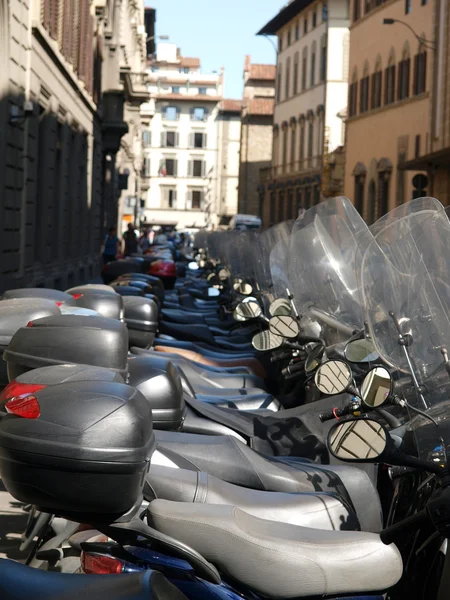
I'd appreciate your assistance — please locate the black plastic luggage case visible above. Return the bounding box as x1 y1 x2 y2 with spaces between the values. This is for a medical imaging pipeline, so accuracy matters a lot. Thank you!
0 381 155 521
122 296 158 349
1 288 77 306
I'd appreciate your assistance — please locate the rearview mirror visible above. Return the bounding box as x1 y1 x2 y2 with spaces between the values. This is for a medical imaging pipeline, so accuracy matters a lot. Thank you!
218 268 230 281
207 288 220 297
235 301 262 320
243 296 258 304
305 344 325 373
233 308 247 322
269 316 299 339
328 418 388 462
233 281 253 295
269 298 292 317
252 331 283 352
345 339 379 363
314 360 352 395
188 262 199 271
360 367 392 408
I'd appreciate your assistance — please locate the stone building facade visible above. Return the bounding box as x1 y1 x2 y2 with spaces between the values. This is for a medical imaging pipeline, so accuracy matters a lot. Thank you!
0 0 148 291
238 57 275 218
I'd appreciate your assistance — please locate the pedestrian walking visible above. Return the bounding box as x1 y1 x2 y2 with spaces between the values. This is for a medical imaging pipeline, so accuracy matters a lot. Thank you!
123 223 138 256
102 226 120 264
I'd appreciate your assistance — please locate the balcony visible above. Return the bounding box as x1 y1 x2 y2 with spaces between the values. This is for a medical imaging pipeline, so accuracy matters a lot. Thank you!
260 156 322 183
120 68 150 104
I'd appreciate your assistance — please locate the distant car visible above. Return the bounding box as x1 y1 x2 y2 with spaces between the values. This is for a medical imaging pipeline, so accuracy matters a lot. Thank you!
229 214 262 231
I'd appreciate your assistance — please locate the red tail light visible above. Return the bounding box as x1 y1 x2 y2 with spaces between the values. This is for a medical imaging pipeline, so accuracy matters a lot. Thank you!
81 552 124 575
5 395 41 419
26 321 34 327
71 293 84 300
55 302 64 307
0 382 46 402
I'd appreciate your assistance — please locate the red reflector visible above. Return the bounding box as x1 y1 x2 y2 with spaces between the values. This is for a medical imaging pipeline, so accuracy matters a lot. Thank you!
71 293 84 300
81 552 123 575
55 302 63 307
0 382 46 402
5 395 41 419
27 321 33 327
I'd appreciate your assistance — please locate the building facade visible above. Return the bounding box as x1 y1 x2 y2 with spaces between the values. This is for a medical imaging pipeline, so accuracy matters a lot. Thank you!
217 100 242 226
258 0 350 227
0 0 148 291
238 57 275 217
143 44 238 229
343 0 433 222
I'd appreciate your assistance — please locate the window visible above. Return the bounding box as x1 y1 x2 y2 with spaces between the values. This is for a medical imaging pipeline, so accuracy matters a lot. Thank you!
151 66 159 72
143 157 151 177
413 49 427 95
320 39 327 81
378 172 390 217
290 125 296 168
191 190 203 209
415 134 421 158
192 132 206 148
354 176 364 214
184 67 189 74
293 53 299 95
192 107 206 121
295 22 299 40
302 49 308 91
278 191 285 222
270 192 276 225
349 72 358 117
189 159 205 177
360 70 369 113
282 127 288 172
304 17 308 34
299 121 305 163
322 4 328 21
162 188 177 209
159 158 177 177
398 52 411 100
353 0 360 22
286 189 294 219
164 106 179 120
161 131 178 147
172 86 180 94
285 58 291 99
142 130 151 147
405 0 411 13
384 57 396 104
278 36 283 52
277 65 283 102
287 29 291 47
198 87 207 95
312 10 317 28
368 179 377 224
421 0 427 4
308 120 314 158
310 48 316 87
371 64 382 109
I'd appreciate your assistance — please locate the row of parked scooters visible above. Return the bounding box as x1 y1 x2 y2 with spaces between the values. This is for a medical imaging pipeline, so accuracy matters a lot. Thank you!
0 195 449 599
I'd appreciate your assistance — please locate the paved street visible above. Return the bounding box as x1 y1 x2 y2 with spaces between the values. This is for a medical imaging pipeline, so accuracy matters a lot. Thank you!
0 481 27 561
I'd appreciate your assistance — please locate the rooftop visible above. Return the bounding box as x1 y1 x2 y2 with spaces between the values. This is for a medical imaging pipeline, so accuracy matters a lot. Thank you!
257 0 315 35
249 64 276 81
220 99 243 113
244 98 275 116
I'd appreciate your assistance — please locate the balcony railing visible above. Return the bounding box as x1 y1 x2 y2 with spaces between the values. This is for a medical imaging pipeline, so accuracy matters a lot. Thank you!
260 156 322 182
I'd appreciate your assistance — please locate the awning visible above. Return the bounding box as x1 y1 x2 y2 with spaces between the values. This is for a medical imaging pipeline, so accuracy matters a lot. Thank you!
401 147 450 171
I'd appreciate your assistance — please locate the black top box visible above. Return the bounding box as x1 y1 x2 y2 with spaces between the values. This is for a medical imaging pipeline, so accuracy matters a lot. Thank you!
0 381 155 521
127 355 184 430
4 315 129 381
74 291 124 321
122 296 158 349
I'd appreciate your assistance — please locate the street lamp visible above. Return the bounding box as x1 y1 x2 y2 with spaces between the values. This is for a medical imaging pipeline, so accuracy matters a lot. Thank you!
382 19 436 50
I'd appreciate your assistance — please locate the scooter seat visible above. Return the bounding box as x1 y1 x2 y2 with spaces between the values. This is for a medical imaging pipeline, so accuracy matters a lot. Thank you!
0 558 187 600
154 431 383 534
151 339 258 359
148 501 402 599
146 465 357 530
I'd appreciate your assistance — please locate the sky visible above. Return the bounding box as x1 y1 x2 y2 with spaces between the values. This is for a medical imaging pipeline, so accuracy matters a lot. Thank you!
145 0 281 99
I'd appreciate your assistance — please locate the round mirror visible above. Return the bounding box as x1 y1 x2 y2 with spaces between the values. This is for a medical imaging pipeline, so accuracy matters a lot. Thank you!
314 360 352 395
233 308 247 322
345 339 379 363
218 268 230 281
235 301 262 320
252 331 283 352
243 296 258 304
188 262 199 271
269 298 292 317
233 281 253 295
269 316 299 339
328 419 387 461
305 344 325 373
208 287 220 297
360 367 392 408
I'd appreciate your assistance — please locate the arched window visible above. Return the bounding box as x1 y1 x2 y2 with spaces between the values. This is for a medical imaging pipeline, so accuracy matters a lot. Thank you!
353 0 361 22
360 62 370 113
307 113 315 165
398 45 410 100
273 125 280 173
290 119 297 170
299 116 306 167
320 35 327 81
368 179 377 224
276 63 283 102
384 50 396 105
371 58 382 109
302 47 308 91
349 69 358 117
377 158 392 217
413 41 427 95
352 162 367 215
293 51 299 95
282 123 288 174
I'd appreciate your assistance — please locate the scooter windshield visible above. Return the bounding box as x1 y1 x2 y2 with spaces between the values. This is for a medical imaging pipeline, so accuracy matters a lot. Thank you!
360 197 450 460
289 197 369 340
